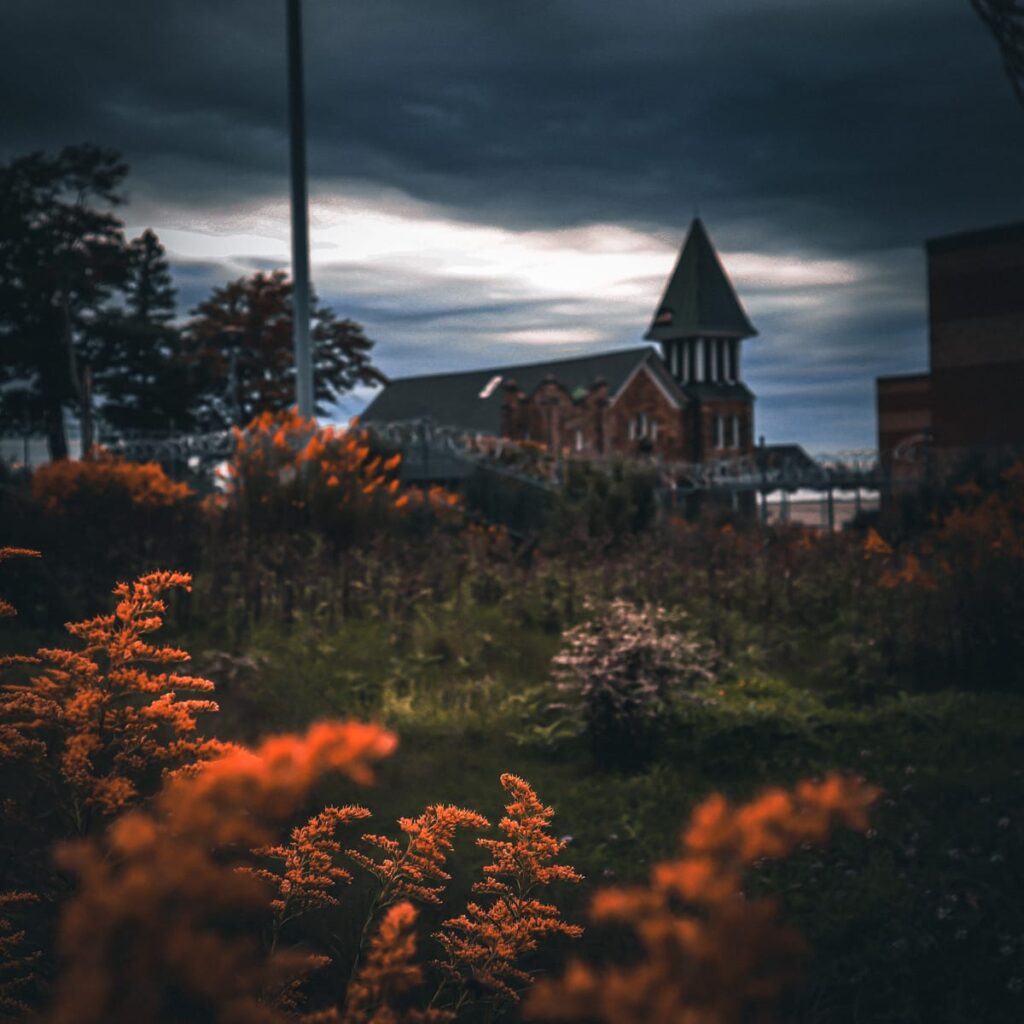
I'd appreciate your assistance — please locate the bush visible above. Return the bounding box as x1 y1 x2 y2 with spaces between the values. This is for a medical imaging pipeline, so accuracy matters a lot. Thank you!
550 600 718 767
548 460 660 550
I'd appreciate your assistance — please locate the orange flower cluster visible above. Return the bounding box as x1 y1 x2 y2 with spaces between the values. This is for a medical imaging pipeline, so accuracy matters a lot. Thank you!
862 527 893 558
937 460 1024 563
349 804 489 907
461 521 509 554
436 775 582 1004
0 571 226 818
342 902 452 1024
223 410 404 526
253 805 372 927
878 552 937 591
394 485 463 520
31 452 191 512
0 890 40 1018
49 720 397 1024
525 774 879 1024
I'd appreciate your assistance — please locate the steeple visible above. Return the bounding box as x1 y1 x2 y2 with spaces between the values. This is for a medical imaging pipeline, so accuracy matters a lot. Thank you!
645 218 757 342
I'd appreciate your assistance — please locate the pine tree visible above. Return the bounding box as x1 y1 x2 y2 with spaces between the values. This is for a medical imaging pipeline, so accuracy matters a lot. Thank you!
92 229 193 434
0 145 130 458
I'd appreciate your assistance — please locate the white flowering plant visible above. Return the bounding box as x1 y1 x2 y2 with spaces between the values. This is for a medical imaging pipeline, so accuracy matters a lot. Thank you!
550 599 719 767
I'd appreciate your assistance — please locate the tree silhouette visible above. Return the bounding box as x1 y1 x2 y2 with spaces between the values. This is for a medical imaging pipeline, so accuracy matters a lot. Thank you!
92 229 193 434
182 270 386 429
0 145 130 459
972 0 1024 108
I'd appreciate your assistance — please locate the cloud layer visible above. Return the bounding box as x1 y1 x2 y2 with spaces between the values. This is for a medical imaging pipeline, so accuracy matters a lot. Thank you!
4 0 1023 449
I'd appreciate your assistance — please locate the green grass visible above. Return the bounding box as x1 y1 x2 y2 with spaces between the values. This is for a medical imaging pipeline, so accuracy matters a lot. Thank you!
201 601 1024 1023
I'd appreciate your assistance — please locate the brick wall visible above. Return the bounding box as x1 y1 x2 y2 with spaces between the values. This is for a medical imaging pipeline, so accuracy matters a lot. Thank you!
695 400 754 462
501 377 612 454
604 366 686 458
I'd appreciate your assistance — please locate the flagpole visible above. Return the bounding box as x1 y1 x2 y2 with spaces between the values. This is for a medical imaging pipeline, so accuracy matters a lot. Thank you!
287 0 314 418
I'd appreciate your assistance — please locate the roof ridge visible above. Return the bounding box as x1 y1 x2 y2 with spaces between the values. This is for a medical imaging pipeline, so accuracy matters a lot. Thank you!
380 345 657 386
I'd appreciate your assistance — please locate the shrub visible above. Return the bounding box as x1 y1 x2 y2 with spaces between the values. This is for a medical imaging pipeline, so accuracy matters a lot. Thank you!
210 409 464 553
525 774 879 1024
31 452 192 512
215 409 403 545
1 559 583 1020
548 460 659 550
550 600 718 767
0 570 227 828
4 456 198 622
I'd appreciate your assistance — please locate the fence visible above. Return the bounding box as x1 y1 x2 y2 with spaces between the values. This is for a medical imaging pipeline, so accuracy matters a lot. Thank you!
1 419 892 532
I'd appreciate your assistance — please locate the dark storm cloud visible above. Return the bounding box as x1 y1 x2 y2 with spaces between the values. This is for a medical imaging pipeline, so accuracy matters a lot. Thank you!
3 0 1022 448
5 0 1021 241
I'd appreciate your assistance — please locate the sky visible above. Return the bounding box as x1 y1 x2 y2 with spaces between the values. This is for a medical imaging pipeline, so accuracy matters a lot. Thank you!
3 0 1023 451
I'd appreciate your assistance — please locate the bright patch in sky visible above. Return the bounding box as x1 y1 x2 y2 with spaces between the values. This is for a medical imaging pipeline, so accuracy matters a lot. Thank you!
127 189 925 450
132 192 868 312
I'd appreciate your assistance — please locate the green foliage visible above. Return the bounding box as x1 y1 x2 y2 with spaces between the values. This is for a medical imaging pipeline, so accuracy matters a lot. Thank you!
181 270 385 430
547 459 660 548
0 144 130 457
93 229 194 433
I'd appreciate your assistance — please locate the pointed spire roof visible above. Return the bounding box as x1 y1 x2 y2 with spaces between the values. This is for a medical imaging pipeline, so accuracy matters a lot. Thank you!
644 218 757 341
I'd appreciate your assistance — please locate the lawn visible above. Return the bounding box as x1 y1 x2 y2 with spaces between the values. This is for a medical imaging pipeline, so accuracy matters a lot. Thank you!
195 604 1024 1024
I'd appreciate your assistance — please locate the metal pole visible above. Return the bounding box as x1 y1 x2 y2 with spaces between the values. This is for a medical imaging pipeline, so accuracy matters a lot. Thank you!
287 0 314 418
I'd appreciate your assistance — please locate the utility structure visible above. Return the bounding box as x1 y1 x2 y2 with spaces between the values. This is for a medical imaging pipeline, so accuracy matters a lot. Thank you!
971 0 1024 108
287 0 314 417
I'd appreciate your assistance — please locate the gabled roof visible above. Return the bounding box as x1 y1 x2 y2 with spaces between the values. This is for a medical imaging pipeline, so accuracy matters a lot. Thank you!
360 347 685 434
645 218 757 342
756 443 818 472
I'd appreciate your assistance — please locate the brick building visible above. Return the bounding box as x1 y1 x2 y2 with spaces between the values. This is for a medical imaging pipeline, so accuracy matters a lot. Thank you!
877 221 1024 489
362 218 758 464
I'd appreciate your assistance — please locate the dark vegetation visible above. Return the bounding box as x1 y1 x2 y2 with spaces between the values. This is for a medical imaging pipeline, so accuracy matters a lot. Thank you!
0 145 383 459
1 415 1022 1021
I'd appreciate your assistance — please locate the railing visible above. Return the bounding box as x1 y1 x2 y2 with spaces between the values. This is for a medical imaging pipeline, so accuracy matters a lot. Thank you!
364 418 885 495
1 417 887 497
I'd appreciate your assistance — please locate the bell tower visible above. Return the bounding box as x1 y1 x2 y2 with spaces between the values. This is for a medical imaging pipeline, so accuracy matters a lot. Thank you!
645 218 758 460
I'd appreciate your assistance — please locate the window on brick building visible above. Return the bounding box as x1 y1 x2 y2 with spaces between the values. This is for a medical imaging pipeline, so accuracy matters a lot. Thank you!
629 414 651 440
714 414 724 449
574 428 584 452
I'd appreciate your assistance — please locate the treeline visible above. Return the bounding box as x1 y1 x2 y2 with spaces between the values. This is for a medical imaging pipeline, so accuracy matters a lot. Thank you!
0 144 383 459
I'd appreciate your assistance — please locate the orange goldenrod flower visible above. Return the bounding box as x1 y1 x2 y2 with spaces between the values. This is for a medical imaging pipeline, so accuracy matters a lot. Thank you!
0 890 40 1018
525 774 878 1024
436 775 582 1005
32 453 191 512
252 805 372 925
862 527 892 558
49 720 396 1024
1 571 227 819
342 902 453 1024
349 804 489 907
